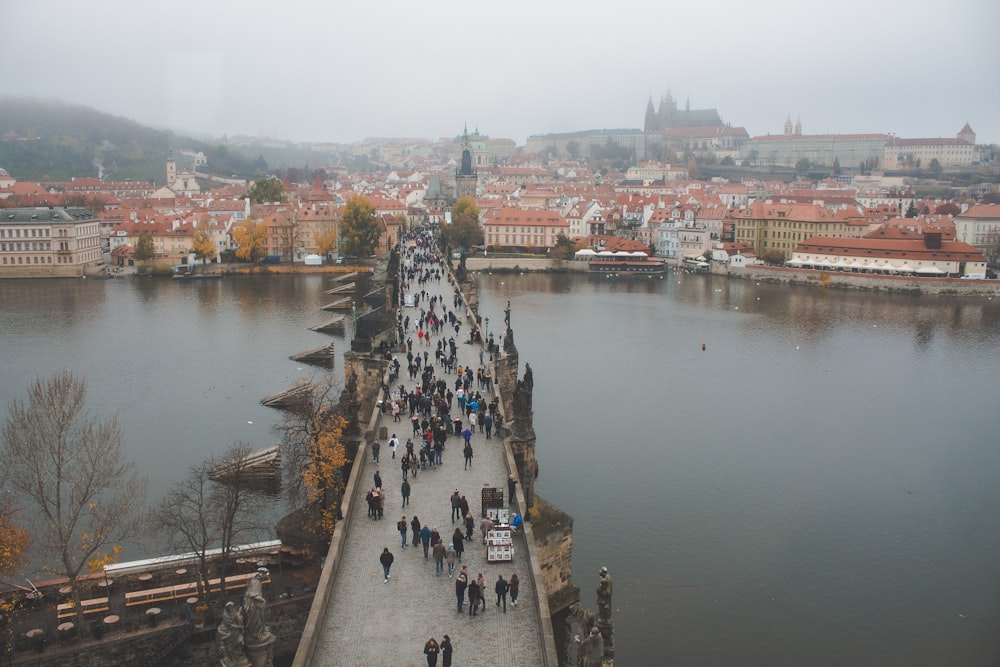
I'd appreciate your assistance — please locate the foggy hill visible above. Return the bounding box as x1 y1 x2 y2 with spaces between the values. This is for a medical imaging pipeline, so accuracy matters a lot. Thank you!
0 97 262 183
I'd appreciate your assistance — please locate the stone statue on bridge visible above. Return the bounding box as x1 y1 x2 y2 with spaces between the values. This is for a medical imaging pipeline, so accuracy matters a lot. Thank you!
217 601 250 667
596 566 615 660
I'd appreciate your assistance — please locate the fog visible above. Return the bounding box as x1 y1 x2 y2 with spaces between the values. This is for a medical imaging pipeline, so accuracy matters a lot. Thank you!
4 0 998 144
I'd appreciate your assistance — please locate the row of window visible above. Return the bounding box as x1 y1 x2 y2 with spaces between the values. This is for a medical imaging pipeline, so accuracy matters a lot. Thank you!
0 227 50 238
1 242 54 251
2 256 54 265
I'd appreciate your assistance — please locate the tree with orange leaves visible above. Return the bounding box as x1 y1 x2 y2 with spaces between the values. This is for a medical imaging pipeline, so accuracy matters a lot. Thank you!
276 374 351 552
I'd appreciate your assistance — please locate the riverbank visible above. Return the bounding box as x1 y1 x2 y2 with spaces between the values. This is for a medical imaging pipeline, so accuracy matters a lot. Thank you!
464 257 1000 297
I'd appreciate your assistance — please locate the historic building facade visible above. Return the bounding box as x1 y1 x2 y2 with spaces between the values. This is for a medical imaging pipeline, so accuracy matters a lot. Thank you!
0 207 104 277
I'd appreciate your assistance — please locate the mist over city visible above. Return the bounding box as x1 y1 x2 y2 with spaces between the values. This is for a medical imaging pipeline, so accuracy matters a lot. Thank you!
4 0 998 145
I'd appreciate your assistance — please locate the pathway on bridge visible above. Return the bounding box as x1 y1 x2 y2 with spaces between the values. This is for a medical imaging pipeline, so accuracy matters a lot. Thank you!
311 250 546 666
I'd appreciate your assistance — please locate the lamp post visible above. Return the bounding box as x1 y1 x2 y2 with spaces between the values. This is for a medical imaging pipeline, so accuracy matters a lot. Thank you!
484 316 489 340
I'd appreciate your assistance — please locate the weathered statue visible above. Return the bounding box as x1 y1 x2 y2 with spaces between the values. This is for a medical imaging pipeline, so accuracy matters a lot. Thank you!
243 568 270 643
217 601 249 667
569 602 597 639
504 300 511 332
576 626 604 667
596 566 613 621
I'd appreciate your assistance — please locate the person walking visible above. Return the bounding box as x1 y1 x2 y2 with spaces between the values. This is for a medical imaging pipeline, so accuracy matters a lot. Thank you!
463 442 473 470
371 438 380 463
475 573 487 614
464 512 475 541
445 543 457 577
374 469 382 490
398 516 408 548
411 516 422 547
455 568 468 613
451 527 465 560
450 489 462 523
433 540 446 575
379 547 394 583
467 575 480 617
389 433 399 458
401 478 411 507
495 574 510 612
507 474 517 506
509 573 520 606
423 637 440 667
483 412 492 439
420 525 432 558
440 634 453 667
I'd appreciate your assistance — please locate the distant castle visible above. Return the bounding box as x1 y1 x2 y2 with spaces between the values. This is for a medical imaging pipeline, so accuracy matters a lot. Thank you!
644 91 723 132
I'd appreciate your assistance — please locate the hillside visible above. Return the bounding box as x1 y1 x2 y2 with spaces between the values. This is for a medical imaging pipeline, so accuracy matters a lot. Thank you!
0 97 263 183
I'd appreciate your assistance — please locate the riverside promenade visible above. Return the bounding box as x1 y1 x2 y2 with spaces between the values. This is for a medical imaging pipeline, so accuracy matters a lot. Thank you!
302 248 552 666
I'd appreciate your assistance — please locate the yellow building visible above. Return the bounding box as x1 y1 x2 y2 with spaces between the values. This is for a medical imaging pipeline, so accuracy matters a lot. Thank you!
733 201 869 261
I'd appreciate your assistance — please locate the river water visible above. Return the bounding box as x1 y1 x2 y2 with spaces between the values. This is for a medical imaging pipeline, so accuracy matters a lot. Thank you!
2 271 999 665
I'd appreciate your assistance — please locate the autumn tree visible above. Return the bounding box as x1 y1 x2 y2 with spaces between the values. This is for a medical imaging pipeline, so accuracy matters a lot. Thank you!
442 197 484 250
935 202 961 216
0 474 30 652
2 371 146 634
245 176 285 204
275 375 350 552
152 442 270 600
191 220 218 266
339 195 381 258
232 218 270 263
134 231 155 260
313 223 339 258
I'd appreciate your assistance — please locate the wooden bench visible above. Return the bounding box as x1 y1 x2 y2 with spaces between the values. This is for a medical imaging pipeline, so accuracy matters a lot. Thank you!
57 597 110 620
206 572 266 594
123 573 263 607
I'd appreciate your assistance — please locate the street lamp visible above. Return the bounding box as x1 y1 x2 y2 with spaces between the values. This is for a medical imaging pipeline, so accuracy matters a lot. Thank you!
484 316 489 340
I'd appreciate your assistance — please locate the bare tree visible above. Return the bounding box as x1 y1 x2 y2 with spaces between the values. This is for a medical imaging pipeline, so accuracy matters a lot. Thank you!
2 371 146 634
152 442 272 601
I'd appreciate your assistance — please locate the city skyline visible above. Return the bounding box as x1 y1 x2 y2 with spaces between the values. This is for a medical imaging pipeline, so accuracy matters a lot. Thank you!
4 0 998 146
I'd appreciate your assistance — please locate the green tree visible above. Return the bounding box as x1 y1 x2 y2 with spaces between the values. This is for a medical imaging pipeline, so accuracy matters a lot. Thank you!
2 371 146 636
442 197 483 250
245 176 285 204
795 158 811 177
832 157 841 177
134 232 155 260
339 196 381 257
928 158 942 177
552 233 577 261
566 140 581 160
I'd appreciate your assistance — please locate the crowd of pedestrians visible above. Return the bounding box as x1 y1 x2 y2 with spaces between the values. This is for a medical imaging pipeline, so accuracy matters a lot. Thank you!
371 228 527 663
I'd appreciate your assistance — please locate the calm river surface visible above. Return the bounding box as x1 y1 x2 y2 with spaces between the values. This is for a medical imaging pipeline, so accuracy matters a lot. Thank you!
3 271 999 666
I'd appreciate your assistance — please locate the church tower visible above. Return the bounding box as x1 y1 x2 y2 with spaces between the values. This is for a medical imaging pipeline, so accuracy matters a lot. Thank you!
794 116 802 135
784 115 793 135
166 157 177 188
455 124 478 201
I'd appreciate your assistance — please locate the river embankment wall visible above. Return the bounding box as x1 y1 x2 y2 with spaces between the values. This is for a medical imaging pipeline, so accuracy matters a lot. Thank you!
720 263 1000 296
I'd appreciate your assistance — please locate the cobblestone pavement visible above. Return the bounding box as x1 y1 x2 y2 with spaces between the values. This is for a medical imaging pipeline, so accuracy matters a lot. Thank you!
312 256 545 666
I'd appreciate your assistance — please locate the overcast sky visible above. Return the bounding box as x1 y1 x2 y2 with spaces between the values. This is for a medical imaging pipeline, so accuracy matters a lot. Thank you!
5 0 999 146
